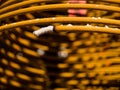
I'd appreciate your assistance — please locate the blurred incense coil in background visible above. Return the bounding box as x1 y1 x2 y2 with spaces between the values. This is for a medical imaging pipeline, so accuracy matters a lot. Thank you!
0 0 120 90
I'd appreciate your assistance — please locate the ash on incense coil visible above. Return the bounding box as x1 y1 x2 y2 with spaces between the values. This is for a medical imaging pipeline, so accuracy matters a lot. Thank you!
0 0 120 90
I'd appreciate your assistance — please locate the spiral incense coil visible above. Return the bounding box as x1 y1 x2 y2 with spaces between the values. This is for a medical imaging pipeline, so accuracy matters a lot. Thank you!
0 0 120 90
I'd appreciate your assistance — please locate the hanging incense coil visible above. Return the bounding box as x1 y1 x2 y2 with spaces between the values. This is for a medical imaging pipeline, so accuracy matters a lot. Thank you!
0 0 120 90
